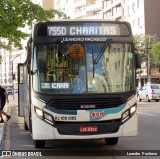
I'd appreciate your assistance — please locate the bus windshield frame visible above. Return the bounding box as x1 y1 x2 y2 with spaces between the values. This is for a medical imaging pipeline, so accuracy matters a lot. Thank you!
32 41 136 94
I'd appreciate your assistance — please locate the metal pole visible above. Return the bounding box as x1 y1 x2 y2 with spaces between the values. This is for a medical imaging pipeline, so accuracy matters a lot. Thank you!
12 54 21 100
12 59 14 100
147 35 151 84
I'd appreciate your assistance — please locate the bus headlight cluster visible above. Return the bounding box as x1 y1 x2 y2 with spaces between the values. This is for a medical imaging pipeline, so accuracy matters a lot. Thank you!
34 106 54 125
122 104 137 123
35 107 43 117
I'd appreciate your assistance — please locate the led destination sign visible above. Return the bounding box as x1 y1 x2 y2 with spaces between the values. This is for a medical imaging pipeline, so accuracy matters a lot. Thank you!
41 82 69 89
47 23 129 36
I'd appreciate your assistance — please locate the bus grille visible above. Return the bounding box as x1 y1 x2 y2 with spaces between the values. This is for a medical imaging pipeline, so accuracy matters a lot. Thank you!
48 97 125 110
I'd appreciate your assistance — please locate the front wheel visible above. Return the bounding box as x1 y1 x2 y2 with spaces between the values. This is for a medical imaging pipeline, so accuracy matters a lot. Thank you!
147 96 150 102
24 121 29 130
137 95 141 102
34 140 45 148
104 137 118 145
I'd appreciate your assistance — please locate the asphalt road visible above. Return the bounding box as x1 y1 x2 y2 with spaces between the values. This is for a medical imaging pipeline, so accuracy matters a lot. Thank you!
118 101 160 150
1 95 160 159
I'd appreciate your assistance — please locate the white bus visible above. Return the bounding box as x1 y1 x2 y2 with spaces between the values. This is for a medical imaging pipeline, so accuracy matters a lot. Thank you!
18 20 141 148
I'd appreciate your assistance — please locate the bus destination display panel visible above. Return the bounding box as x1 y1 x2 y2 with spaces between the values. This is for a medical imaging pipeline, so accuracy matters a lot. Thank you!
46 22 130 37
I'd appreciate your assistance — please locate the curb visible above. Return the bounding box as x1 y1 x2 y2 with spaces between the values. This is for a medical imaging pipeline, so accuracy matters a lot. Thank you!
0 123 5 150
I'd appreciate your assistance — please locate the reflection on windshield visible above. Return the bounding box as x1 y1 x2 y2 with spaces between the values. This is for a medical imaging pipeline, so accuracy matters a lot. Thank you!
87 43 136 93
33 42 136 94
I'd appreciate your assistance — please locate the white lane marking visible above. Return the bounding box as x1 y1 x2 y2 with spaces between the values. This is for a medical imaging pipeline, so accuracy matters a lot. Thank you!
138 112 155 116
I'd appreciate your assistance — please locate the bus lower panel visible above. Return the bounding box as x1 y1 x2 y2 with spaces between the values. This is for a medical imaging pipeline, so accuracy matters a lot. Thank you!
55 122 121 135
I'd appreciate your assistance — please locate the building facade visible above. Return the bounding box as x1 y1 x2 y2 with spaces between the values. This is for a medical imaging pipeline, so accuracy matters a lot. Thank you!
0 48 25 88
0 48 12 87
52 0 160 37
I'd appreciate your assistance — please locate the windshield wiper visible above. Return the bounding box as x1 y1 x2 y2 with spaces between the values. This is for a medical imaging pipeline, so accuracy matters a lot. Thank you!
91 48 95 78
94 38 112 64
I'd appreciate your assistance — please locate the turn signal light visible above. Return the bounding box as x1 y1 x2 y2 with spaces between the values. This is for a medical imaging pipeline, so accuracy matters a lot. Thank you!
34 106 54 125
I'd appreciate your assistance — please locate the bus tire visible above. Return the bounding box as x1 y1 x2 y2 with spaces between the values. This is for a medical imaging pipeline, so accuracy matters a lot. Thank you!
29 111 32 133
24 121 29 130
105 137 118 145
34 140 45 148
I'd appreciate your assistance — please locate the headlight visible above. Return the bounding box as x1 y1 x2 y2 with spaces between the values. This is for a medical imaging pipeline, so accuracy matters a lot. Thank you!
130 105 136 115
122 110 130 122
44 112 54 125
34 106 54 125
122 104 137 123
34 107 43 117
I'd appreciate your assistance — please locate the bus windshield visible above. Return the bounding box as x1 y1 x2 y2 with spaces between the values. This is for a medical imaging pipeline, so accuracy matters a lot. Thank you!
33 42 136 94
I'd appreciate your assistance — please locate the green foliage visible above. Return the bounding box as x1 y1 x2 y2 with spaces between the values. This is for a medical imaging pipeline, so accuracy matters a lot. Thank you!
151 41 160 62
0 55 2 64
134 34 157 62
0 0 69 50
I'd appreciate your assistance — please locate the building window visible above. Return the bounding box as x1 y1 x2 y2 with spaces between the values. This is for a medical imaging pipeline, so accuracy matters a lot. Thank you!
113 48 116 53
117 48 120 53
137 0 139 8
132 3 135 12
133 20 135 28
138 17 140 26
139 16 143 29
118 61 120 67
127 6 129 16
115 62 117 71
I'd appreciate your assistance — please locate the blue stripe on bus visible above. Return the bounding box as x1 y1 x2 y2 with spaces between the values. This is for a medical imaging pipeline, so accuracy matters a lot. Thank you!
87 104 125 121
46 104 125 117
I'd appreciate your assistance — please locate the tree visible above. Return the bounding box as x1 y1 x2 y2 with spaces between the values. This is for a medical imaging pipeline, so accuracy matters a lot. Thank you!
151 41 160 62
134 34 157 62
134 34 158 83
0 0 69 50
0 55 2 64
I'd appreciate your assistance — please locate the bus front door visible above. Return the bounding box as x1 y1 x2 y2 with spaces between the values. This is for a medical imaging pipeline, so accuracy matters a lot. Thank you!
18 63 25 117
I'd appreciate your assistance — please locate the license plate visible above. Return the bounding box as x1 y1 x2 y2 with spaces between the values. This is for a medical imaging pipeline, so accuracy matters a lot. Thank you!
80 126 98 132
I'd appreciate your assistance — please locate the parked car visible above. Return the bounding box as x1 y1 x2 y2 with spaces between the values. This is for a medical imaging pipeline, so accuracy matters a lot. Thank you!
137 86 141 94
6 88 14 95
137 84 160 102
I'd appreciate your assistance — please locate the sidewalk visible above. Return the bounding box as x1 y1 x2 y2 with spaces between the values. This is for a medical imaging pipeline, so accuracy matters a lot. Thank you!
0 122 4 150
0 94 18 150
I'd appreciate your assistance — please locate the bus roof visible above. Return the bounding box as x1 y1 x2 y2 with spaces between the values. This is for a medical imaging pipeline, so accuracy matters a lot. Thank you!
33 19 131 26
